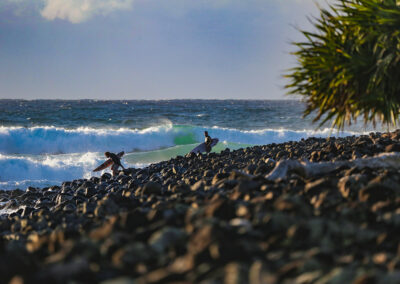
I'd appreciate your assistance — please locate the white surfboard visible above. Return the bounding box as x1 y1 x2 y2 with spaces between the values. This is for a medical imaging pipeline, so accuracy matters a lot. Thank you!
190 138 219 154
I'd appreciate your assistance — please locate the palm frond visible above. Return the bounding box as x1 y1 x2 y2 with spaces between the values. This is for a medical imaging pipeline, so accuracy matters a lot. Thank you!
285 0 400 129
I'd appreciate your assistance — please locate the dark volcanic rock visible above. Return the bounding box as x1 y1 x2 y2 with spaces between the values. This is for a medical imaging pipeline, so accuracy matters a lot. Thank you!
141 182 162 196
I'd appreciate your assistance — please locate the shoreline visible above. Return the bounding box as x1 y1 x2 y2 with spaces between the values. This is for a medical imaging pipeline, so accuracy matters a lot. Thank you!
1 130 400 282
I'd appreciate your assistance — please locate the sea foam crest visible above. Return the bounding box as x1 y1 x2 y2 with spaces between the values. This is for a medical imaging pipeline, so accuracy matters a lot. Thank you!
0 125 363 155
0 153 99 183
0 125 177 155
209 126 362 145
0 152 137 190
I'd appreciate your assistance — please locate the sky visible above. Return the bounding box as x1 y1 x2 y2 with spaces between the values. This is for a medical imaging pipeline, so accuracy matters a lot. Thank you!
0 0 323 100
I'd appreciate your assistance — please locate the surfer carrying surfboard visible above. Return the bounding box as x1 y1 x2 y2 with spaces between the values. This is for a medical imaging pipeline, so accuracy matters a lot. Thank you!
204 131 212 153
190 132 218 154
105 152 126 176
93 151 126 176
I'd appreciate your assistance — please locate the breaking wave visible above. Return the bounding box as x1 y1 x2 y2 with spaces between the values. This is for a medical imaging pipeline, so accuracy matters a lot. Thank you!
0 125 363 155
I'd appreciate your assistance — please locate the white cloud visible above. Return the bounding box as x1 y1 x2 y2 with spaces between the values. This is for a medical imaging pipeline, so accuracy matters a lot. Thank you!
3 0 134 23
2 0 323 23
40 0 134 23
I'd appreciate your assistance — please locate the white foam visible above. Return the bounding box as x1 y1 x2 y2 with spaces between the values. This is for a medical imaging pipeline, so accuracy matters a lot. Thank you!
0 125 177 155
208 126 364 145
0 153 140 190
0 125 365 155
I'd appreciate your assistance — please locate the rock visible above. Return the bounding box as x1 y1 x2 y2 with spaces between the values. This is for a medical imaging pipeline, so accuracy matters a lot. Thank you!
112 242 150 268
224 262 249 284
245 164 257 175
204 170 214 178
84 186 97 198
385 143 400 152
191 181 205 191
142 182 162 196
20 206 34 218
82 202 96 215
205 198 236 220
101 173 112 180
55 194 73 205
169 183 191 194
100 277 135 284
63 203 76 213
118 210 148 230
148 227 186 253
94 198 119 217
337 174 367 199
249 261 277 284
304 177 334 196
26 187 37 193
35 257 92 283
188 224 215 257
254 164 270 175
359 182 395 203
172 166 185 175
185 152 196 159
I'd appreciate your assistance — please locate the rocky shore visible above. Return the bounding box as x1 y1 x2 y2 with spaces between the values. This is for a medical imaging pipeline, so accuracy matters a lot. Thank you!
1 131 400 283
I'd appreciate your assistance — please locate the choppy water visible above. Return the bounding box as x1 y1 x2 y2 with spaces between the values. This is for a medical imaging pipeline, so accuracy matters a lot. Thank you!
0 99 384 190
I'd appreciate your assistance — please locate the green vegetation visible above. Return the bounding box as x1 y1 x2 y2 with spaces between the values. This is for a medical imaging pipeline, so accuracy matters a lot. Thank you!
285 0 400 129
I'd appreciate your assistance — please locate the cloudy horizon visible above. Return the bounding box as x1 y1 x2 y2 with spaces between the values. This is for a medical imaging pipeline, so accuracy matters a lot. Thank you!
1 0 323 100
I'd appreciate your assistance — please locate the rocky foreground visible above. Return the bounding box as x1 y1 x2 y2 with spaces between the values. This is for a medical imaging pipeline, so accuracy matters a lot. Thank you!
1 131 400 283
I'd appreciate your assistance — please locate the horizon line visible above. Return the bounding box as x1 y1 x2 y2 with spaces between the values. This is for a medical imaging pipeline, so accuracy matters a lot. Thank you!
0 98 301 102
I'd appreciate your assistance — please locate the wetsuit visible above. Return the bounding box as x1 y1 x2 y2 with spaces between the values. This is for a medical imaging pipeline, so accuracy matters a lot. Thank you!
205 134 212 153
109 153 125 175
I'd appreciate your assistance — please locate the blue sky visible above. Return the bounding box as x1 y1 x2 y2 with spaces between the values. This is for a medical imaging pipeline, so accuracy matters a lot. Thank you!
0 0 322 100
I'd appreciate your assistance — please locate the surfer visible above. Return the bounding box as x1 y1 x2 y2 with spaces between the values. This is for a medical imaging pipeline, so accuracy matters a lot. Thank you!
104 152 125 176
189 132 218 154
93 151 125 175
204 131 212 153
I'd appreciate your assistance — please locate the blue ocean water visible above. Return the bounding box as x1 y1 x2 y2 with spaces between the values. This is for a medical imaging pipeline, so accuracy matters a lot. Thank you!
0 99 383 190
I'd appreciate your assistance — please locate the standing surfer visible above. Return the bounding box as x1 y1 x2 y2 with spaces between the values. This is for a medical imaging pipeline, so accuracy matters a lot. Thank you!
204 131 212 153
189 131 218 154
93 151 126 176
105 152 126 176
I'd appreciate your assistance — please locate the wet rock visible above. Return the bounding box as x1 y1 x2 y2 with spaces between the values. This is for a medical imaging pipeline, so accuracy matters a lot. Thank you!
20 206 34 218
26 187 37 193
55 194 73 205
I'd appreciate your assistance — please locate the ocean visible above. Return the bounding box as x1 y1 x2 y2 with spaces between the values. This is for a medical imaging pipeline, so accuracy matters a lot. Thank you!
0 99 383 190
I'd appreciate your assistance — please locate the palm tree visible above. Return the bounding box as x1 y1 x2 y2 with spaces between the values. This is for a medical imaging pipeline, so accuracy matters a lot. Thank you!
285 0 400 129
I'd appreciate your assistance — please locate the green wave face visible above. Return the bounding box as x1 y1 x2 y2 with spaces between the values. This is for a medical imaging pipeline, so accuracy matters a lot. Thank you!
124 141 252 166
172 125 198 145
